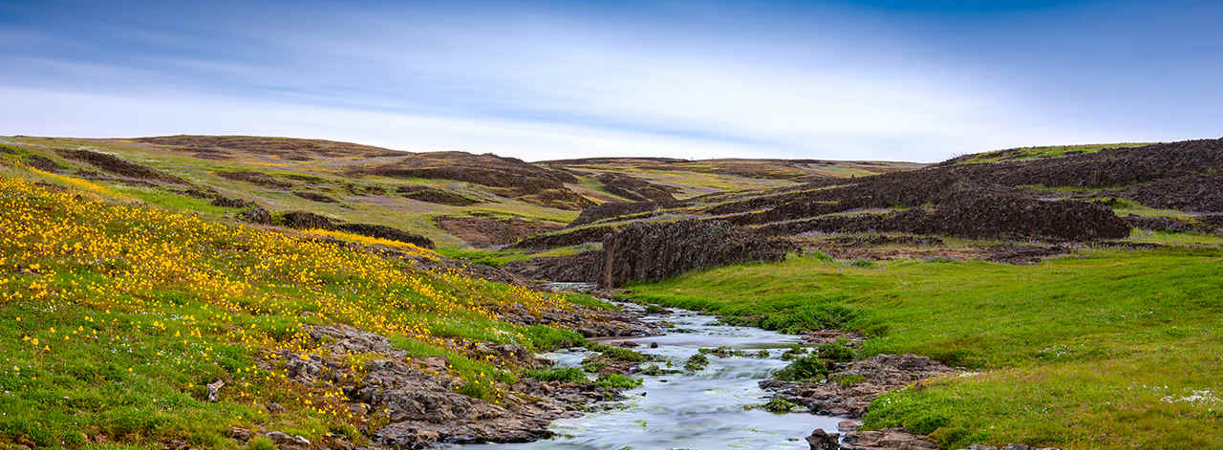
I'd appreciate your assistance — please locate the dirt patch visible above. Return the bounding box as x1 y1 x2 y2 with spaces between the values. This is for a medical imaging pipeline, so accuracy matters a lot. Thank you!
215 171 293 189
594 173 678 202
436 215 565 248
135 135 404 160
396 185 481 206
25 155 66 172
293 191 338 203
762 353 955 418
56 149 190 185
355 151 575 192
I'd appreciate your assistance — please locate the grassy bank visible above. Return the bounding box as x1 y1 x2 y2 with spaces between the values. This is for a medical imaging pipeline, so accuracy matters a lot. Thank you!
0 169 589 448
627 250 1223 449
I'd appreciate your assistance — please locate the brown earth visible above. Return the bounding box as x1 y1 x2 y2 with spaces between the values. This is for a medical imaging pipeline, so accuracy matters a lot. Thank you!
436 215 565 248
568 201 674 227
134 135 404 160
55 149 190 185
396 185 481 206
594 173 679 202
215 171 293 189
293 191 339 203
1108 173 1223 213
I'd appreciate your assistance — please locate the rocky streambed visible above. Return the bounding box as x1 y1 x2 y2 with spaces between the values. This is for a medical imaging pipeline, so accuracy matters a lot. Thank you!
457 307 845 449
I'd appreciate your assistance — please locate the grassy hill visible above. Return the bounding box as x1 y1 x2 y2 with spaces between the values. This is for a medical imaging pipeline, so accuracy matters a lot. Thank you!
0 136 921 251
0 157 628 448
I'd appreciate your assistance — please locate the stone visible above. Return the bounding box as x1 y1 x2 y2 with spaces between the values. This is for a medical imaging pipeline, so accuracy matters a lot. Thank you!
206 379 224 402
806 428 840 450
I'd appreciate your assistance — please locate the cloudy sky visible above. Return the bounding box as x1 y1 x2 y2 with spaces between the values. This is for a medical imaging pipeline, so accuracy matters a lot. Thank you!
1 0 1220 162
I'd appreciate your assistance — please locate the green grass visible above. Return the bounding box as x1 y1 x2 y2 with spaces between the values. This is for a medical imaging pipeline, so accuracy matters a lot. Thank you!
955 143 1154 164
522 367 588 383
0 171 592 449
628 249 1223 449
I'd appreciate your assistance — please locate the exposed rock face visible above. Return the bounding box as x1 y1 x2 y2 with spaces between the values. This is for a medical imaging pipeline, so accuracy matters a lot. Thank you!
280 211 337 230
215 170 293 189
594 173 678 203
293 191 339 203
55 148 192 185
335 223 435 249
265 324 636 449
353 151 593 209
840 428 938 450
762 354 955 417
436 215 564 247
236 206 272 225
396 185 481 206
501 251 607 283
569 201 674 227
601 220 790 287
806 428 840 450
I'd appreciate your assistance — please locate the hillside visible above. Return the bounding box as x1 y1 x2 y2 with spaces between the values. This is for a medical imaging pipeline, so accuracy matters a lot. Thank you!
0 154 660 448
0 136 919 251
504 139 1223 286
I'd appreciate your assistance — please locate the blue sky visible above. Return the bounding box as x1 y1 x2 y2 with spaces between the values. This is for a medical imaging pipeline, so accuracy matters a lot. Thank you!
1 0 1220 162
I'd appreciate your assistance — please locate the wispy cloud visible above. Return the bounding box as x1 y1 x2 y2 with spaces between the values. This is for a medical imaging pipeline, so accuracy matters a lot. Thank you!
1 1 1219 161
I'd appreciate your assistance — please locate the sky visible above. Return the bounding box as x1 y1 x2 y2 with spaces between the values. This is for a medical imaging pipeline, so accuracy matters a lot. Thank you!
1 0 1220 162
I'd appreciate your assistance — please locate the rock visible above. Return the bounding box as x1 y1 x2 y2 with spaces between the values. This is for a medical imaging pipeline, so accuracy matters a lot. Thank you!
650 342 660 349
228 427 252 441
265 403 285 413
205 379 224 402
838 420 861 432
806 428 840 450
237 207 272 224
763 354 955 418
265 431 310 447
841 428 938 450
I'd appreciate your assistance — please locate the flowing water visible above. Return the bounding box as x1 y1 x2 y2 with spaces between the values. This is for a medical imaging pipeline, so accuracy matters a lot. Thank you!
458 304 843 450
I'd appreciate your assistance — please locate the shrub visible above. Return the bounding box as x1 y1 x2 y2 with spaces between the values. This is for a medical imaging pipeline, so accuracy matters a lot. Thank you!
684 353 710 372
772 354 830 382
247 436 276 450
816 342 856 363
522 367 587 383
596 374 643 389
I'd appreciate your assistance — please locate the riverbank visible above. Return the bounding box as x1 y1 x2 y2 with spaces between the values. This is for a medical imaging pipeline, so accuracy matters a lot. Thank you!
461 307 844 449
626 249 1223 449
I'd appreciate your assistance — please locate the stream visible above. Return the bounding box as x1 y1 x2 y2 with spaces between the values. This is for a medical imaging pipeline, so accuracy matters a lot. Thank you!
458 302 843 449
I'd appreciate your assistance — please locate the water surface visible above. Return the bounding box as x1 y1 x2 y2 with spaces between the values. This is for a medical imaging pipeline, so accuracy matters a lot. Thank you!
458 307 842 450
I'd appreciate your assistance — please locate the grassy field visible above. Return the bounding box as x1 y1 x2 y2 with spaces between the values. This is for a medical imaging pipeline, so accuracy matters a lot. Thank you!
952 143 1154 165
627 249 1223 449
0 163 593 448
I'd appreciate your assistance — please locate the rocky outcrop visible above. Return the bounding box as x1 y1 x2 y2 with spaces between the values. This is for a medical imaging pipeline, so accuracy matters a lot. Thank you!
601 220 790 287
594 173 678 203
262 324 636 449
335 223 435 249
840 428 938 450
763 354 955 417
